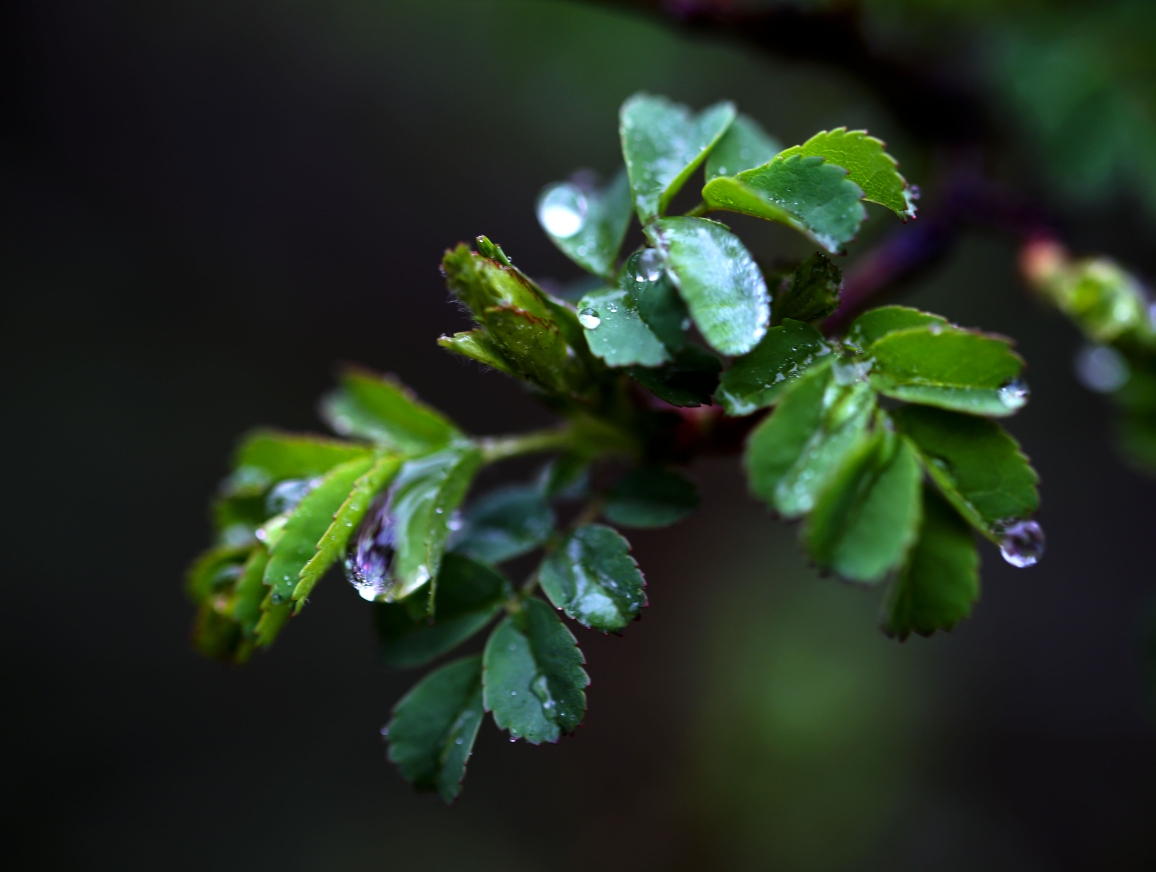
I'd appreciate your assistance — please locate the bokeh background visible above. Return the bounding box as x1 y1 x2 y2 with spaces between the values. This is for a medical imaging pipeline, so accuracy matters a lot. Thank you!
4 1 1155 869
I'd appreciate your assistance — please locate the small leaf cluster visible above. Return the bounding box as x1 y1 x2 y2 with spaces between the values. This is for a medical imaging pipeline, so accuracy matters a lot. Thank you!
187 92 1044 802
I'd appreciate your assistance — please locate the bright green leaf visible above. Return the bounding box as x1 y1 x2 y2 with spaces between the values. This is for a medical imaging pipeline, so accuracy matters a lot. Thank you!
701 153 866 253
778 128 916 219
773 252 842 325
186 544 250 604
744 360 876 517
538 169 632 279
437 330 519 379
845 305 948 351
715 319 831 416
603 467 699 528
619 93 736 222
804 430 922 583
226 431 370 493
232 546 270 644
264 455 377 605
576 286 671 367
386 655 484 803
882 485 980 640
451 485 555 564
539 524 647 632
645 217 770 356
868 327 1027 417
705 113 781 181
890 405 1040 538
376 554 510 669
254 596 291 650
627 345 722 407
319 368 459 454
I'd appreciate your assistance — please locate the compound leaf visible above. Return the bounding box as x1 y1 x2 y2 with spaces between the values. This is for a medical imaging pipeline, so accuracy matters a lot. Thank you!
539 524 647 632
778 128 916 219
701 153 866 253
320 368 459 454
620 93 736 222
882 484 979 640
376 554 511 669
645 217 770 356
890 405 1040 538
386 655 484 803
868 327 1026 417
577 286 671 368
483 598 588 744
538 169 632 279
705 113 781 181
715 318 831 416
603 467 699 528
451 485 555 564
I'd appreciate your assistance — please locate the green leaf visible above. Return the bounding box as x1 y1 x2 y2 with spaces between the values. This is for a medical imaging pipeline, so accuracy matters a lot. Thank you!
715 319 831 416
705 113 781 182
603 467 699 528
630 265 690 353
890 405 1040 538
701 153 866 253
291 454 402 608
868 327 1027 417
538 455 589 500
232 546 270 643
481 305 580 396
744 360 876 517
254 597 291 650
482 598 588 743
437 330 519 379
777 128 916 219
845 306 948 351
539 524 647 632
376 554 510 669
451 485 555 564
645 217 770 356
627 345 722 407
620 93 736 222
386 655 485 803
319 368 459 454
576 286 671 367
192 604 243 662
226 430 371 493
882 484 979 640
387 443 483 604
538 169 633 279
804 430 922 583
186 544 250 604
773 252 842 325
264 455 378 604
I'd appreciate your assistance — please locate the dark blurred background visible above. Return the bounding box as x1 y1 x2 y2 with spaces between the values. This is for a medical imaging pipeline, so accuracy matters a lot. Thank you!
3 1 1155 869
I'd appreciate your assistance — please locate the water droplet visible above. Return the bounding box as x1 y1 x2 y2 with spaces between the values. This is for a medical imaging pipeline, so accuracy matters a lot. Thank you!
832 356 871 385
633 248 665 282
909 184 922 200
345 492 395 601
455 738 463 745
265 477 320 516
537 183 588 238
997 519 1045 568
379 725 389 738
998 379 1030 410
1074 344 1129 393
578 308 601 329
446 510 464 532
928 322 943 336
531 674 556 712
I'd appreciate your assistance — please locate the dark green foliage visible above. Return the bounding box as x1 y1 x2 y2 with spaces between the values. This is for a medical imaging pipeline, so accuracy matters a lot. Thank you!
187 90 1047 800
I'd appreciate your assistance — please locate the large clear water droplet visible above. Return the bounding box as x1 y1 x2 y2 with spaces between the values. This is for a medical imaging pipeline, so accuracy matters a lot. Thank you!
537 183 588 239
345 492 395 600
265 477 320 516
633 248 664 282
998 378 1030 410
578 308 601 329
1074 344 1129 393
998 519 1045 568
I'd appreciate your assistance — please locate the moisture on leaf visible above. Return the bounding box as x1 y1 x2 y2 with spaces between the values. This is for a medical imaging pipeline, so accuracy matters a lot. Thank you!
539 524 647 632
376 553 511 669
576 286 671 368
483 598 588 744
715 318 831 416
773 252 842 325
628 345 722 408
777 128 916 220
451 484 555 564
701 153 866 254
844 305 949 351
705 113 782 181
320 368 460 454
386 655 485 803
625 251 690 353
538 169 633 279
603 467 699 528
882 484 980 640
645 217 770 356
619 93 736 222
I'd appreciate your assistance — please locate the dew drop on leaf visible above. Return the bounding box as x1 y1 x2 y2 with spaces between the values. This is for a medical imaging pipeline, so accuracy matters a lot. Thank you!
998 378 1030 410
537 183 588 239
1074 344 1129 393
345 492 394 601
578 308 601 329
633 248 665 282
997 519 1045 568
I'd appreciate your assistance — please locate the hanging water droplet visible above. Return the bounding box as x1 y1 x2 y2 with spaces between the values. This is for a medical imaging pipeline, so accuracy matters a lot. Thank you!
345 491 394 601
578 308 601 329
1074 344 1129 393
633 248 664 282
997 519 1045 568
998 378 1030 410
265 477 320 516
446 509 464 532
537 183 588 239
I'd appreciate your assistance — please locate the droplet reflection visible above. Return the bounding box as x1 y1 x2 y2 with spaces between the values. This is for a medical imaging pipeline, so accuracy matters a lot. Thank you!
537 184 588 239
998 519 1045 568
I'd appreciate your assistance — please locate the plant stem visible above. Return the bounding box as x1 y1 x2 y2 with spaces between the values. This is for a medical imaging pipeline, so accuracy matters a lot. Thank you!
478 426 575 464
